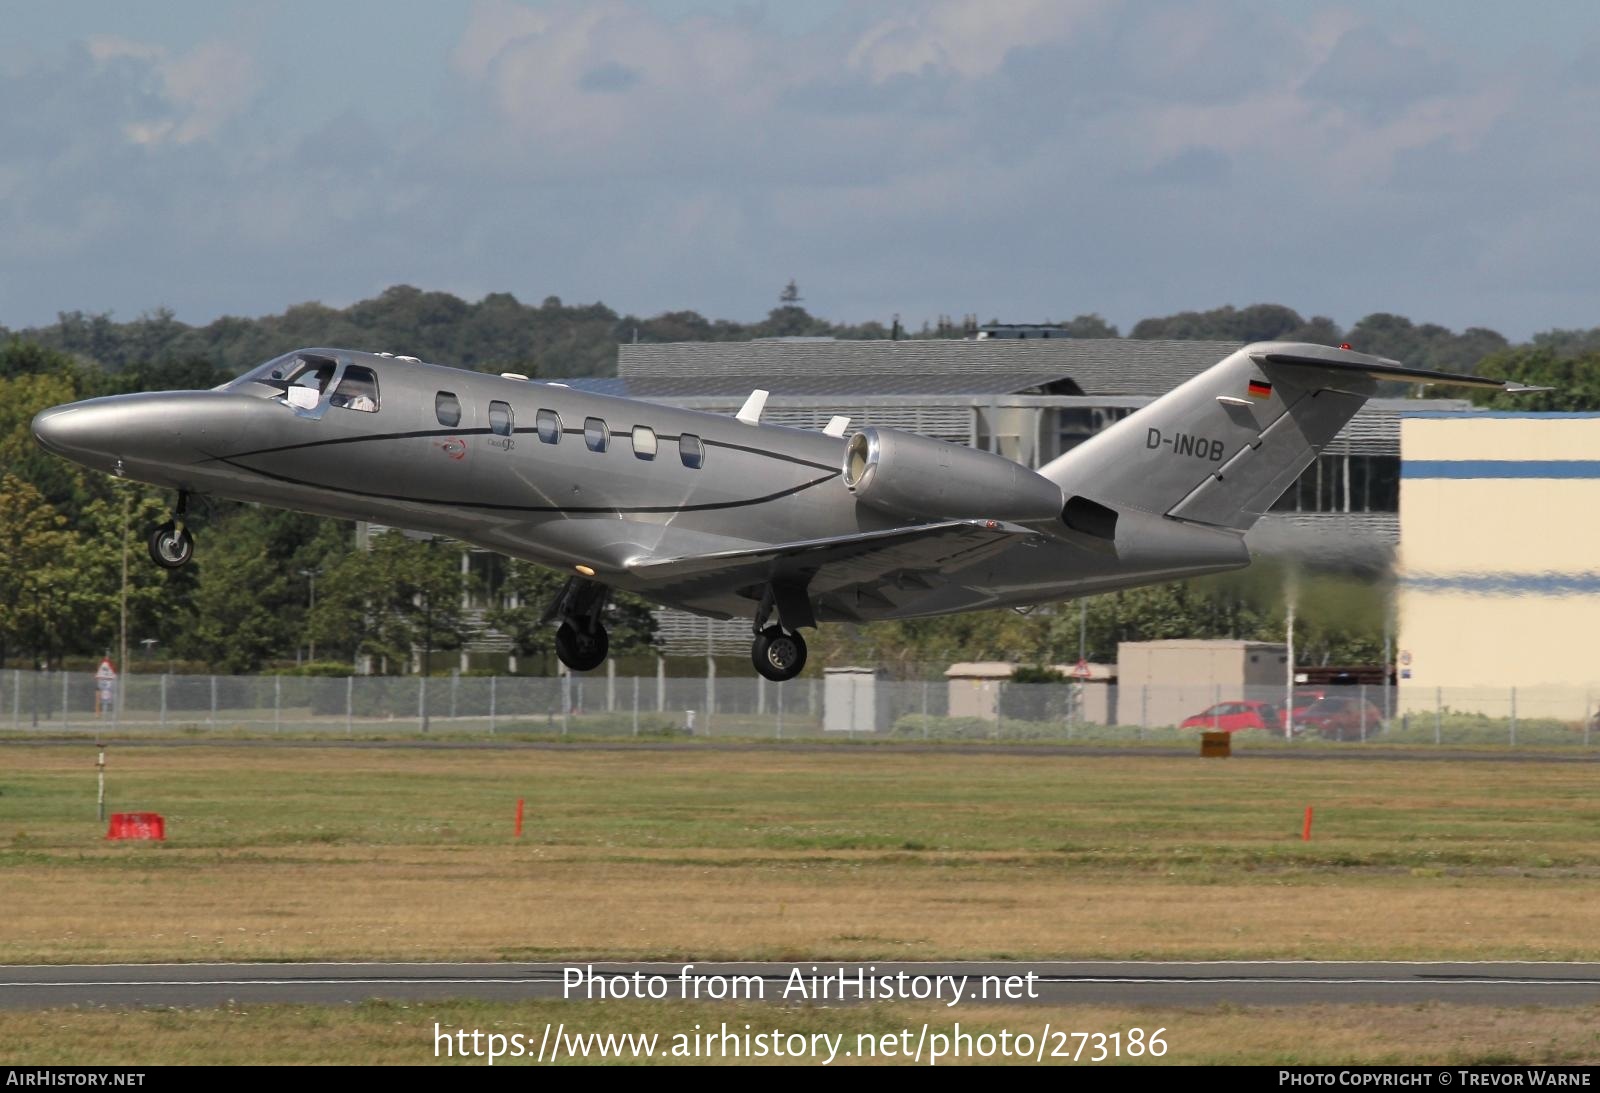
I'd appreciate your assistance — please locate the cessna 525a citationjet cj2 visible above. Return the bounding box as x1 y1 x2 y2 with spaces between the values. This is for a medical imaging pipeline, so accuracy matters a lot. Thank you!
31 342 1529 681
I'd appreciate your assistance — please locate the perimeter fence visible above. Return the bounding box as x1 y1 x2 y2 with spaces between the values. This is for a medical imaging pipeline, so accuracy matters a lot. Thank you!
3 669 1596 749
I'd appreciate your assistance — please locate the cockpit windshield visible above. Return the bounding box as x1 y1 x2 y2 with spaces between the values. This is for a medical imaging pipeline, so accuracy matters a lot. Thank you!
229 352 379 414
236 352 338 391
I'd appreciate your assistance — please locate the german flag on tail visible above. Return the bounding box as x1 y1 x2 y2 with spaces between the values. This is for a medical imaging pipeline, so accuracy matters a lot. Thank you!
1247 378 1272 399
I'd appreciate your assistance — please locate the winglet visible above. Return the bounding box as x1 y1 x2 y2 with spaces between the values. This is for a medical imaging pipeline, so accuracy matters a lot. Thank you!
823 415 851 437
1505 383 1556 394
736 389 769 425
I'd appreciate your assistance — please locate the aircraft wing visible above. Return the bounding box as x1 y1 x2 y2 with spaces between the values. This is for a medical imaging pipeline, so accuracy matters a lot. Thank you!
625 519 1035 621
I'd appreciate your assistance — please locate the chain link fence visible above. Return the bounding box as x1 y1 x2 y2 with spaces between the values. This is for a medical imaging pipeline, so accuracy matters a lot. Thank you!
4 669 1598 748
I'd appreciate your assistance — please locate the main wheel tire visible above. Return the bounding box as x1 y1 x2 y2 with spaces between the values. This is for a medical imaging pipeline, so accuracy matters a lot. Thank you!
148 522 194 569
555 621 609 672
752 626 807 682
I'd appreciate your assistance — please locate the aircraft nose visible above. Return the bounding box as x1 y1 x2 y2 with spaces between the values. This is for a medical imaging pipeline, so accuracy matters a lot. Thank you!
31 403 97 457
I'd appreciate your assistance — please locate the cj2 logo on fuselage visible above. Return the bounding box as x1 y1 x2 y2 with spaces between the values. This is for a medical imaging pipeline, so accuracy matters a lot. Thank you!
1147 428 1224 462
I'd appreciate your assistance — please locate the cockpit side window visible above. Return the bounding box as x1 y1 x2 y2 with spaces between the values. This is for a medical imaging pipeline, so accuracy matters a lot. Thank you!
435 392 461 428
331 365 380 412
489 400 513 436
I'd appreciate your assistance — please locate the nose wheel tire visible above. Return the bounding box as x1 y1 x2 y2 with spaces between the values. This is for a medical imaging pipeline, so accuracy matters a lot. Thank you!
752 626 807 682
555 621 609 672
148 522 194 569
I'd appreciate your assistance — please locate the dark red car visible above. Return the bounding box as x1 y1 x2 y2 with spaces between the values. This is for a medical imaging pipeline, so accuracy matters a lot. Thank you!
1180 700 1283 733
1292 696 1386 740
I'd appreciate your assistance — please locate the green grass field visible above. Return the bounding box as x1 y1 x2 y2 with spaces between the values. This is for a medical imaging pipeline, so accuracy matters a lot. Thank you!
3 742 1599 1064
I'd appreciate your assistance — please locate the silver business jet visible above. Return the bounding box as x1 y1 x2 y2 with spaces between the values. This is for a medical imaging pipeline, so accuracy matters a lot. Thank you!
31 342 1525 681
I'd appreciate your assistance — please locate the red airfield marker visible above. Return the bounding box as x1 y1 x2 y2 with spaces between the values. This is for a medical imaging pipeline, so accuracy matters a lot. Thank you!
515 797 525 838
1302 806 1314 842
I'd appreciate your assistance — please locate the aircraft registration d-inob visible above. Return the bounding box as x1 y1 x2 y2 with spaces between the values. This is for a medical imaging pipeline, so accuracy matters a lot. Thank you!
32 342 1529 681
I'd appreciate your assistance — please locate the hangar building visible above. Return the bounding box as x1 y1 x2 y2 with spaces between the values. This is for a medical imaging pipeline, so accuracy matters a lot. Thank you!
1396 411 1600 719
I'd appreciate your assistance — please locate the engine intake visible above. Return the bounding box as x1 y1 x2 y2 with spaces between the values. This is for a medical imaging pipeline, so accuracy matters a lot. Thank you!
842 427 1065 522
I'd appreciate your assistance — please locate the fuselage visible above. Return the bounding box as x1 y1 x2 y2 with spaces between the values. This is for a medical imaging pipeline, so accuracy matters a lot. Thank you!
32 348 1250 622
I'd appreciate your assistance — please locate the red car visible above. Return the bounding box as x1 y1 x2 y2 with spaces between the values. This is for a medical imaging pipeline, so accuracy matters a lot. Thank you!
1292 696 1386 740
1180 700 1283 733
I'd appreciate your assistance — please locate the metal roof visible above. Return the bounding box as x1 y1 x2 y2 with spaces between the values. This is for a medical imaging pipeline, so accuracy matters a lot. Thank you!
617 338 1241 397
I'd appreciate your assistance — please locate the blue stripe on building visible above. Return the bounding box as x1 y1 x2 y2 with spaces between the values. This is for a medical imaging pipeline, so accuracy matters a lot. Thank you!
1402 460 1600 479
1401 572 1600 595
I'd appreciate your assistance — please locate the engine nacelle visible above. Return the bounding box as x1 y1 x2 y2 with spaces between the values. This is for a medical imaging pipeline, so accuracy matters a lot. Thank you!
842 427 1065 522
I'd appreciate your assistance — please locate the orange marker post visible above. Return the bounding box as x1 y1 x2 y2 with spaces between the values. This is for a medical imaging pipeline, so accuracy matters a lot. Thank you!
1302 806 1314 842
515 797 525 838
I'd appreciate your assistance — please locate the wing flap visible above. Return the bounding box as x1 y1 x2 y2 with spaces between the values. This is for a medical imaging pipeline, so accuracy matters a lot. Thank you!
626 519 1033 606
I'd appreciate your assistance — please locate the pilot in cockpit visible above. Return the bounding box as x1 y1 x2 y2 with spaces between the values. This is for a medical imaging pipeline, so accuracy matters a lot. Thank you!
285 361 335 409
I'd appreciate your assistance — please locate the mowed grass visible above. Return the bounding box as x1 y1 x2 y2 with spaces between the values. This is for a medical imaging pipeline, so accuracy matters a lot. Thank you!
3 999 1599 1066
2 745 1600 962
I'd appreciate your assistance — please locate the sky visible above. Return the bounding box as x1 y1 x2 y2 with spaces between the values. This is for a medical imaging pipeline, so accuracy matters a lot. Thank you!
3 1 1599 341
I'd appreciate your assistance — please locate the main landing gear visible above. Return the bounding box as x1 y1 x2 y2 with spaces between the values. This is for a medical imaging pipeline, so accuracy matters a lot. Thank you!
549 576 610 673
749 585 809 683
752 625 807 682
148 491 195 569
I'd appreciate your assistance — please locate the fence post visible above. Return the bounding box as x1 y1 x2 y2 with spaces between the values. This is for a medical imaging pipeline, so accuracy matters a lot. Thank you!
606 660 615 713
451 671 459 721
11 669 18 729
921 679 929 740
1359 683 1367 743
994 681 1003 740
1434 686 1441 745
561 671 570 736
346 676 354 737
777 678 785 740
62 671 70 731
656 657 665 713
489 675 497 736
705 656 716 736
418 675 428 734
209 675 217 731
1509 686 1517 749
160 674 167 729
631 675 639 736
1140 684 1148 738
274 675 282 733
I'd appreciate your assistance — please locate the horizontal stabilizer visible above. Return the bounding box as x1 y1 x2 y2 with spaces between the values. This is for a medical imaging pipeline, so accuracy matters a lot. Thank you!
1252 348 1511 391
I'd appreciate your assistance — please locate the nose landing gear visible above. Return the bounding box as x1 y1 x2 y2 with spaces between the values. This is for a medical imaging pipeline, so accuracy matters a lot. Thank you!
147 491 194 569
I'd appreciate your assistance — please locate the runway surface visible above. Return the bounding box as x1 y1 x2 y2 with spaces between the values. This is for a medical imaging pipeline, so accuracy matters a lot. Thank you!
5 962 1600 1009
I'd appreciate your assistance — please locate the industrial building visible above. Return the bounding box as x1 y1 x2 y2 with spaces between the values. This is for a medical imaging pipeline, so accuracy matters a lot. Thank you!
1396 412 1600 719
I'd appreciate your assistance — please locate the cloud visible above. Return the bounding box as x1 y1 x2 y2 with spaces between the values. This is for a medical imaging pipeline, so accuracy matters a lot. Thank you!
3 1 1600 341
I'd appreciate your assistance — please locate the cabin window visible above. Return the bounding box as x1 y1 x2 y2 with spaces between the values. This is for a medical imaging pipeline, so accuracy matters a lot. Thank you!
536 408 561 444
489 400 513 436
435 392 461 428
584 416 608 452
330 365 379 412
631 425 657 460
679 433 704 469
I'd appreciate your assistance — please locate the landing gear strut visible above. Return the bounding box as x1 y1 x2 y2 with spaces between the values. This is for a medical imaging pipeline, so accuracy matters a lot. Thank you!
148 491 194 569
548 576 610 673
